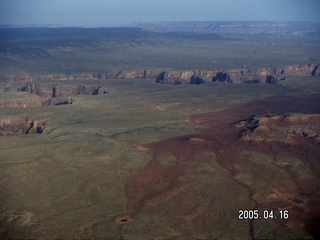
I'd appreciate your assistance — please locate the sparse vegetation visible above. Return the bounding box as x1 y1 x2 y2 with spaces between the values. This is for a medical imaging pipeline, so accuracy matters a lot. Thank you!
0 26 320 239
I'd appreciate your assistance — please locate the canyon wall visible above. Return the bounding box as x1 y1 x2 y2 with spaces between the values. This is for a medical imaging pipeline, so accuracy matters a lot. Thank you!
157 64 319 84
0 98 42 108
4 63 320 86
0 83 107 108
0 115 45 136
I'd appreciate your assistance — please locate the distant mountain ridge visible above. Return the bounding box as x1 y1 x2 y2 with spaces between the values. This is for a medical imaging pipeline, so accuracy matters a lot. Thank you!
136 21 320 35
0 24 65 28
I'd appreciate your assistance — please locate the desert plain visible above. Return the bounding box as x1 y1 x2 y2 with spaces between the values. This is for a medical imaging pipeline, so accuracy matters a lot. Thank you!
0 23 320 239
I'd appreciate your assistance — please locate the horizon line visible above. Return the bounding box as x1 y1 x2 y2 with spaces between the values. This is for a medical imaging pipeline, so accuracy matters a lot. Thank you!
1 20 320 29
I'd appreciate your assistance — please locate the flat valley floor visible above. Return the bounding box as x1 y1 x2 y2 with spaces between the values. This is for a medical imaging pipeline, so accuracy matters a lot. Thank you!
1 27 320 239
1 78 320 239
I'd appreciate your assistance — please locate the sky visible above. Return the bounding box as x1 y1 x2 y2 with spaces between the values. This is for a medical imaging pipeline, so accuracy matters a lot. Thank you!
1 0 320 27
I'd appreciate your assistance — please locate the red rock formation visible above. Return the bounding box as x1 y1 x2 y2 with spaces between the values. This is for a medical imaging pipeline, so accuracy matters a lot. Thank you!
237 113 320 146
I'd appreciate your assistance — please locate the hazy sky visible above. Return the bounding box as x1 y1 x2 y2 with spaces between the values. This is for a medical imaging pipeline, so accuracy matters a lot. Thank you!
1 0 320 26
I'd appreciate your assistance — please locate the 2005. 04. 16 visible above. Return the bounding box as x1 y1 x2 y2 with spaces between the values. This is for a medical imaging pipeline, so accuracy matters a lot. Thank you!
238 209 289 220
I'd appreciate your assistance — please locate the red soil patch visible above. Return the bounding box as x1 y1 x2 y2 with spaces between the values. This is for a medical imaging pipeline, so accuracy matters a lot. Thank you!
125 94 320 237
135 145 152 151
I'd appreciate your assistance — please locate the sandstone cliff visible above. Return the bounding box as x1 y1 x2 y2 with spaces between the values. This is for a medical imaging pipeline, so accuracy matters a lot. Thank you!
1 81 109 108
71 85 101 95
5 63 319 86
0 96 74 108
18 82 63 98
156 70 216 84
0 115 45 136
41 97 74 106
157 64 319 85
0 97 42 108
16 82 103 96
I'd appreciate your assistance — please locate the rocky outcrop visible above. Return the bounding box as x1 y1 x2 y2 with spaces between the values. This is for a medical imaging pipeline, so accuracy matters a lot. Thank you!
115 70 147 79
213 68 284 84
212 71 231 82
18 83 62 98
0 115 45 136
0 98 42 108
156 72 166 83
156 70 215 84
0 97 73 108
236 113 320 145
17 83 74 106
41 97 74 106
1 81 108 108
113 69 163 79
285 64 320 77
9 73 94 82
17 82 105 96
1 82 74 108
212 64 319 84
70 85 101 95
157 71 260 85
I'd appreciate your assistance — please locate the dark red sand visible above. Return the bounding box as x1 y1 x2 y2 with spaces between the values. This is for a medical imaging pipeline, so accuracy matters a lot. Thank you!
125 94 320 237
